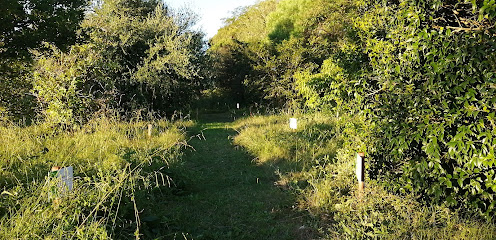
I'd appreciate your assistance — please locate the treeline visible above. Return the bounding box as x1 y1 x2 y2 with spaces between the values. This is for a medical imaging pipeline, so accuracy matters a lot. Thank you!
1 0 207 125
210 0 496 218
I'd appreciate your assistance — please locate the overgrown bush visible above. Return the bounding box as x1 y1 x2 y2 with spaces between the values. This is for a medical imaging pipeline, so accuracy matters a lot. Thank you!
353 0 496 218
0 0 87 122
32 0 206 126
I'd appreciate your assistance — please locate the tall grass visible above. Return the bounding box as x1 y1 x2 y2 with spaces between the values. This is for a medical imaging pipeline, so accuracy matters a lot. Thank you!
0 117 192 239
233 112 496 239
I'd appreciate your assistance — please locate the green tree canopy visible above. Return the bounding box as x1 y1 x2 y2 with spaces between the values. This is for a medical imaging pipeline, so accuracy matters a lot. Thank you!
0 0 87 122
209 0 360 107
33 0 206 125
0 0 87 58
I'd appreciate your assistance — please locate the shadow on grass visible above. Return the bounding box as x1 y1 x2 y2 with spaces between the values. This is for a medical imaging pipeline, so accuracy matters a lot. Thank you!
144 113 314 240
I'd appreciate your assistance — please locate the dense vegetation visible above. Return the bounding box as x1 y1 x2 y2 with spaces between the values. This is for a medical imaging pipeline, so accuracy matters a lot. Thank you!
0 118 190 238
233 113 496 238
358 0 496 219
211 0 496 220
1 0 87 121
1 0 496 238
0 0 206 238
1 0 206 125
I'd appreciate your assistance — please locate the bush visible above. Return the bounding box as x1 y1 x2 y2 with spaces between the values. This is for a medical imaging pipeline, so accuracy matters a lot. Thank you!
32 0 206 126
353 0 496 218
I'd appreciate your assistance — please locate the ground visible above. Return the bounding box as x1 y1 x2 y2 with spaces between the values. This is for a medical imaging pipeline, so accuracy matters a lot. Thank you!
157 113 313 240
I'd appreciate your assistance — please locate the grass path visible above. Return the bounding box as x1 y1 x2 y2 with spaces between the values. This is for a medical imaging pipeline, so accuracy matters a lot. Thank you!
161 114 308 240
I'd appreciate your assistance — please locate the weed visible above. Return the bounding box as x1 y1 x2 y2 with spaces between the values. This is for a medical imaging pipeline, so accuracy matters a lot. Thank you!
0 117 189 239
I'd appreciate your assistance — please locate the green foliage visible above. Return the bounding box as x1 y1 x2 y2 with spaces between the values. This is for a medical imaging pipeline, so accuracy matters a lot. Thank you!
0 0 86 58
266 0 309 42
191 88 238 112
221 0 496 219
0 59 37 122
32 0 206 125
295 59 349 110
0 117 191 238
33 43 102 125
210 0 363 108
351 0 496 218
209 0 278 104
233 113 496 239
0 0 87 122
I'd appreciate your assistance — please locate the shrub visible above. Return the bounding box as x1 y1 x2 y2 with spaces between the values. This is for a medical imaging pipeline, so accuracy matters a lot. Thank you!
32 0 206 126
353 0 496 218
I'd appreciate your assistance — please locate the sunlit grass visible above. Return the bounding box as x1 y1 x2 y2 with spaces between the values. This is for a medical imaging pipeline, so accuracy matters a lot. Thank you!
0 117 190 239
233 112 496 239
2 111 494 239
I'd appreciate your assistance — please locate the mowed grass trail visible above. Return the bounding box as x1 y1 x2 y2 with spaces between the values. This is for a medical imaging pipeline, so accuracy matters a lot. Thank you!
162 114 308 240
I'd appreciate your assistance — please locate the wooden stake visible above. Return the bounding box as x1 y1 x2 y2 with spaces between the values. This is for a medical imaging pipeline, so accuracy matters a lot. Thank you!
356 152 365 193
289 118 297 130
51 166 61 172
358 181 364 192
147 124 152 138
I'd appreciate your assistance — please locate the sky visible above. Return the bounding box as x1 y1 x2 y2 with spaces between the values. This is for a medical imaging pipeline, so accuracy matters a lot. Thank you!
164 0 258 39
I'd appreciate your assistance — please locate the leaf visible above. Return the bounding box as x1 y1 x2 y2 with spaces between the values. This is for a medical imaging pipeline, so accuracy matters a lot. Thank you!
342 224 352 235
446 179 453 188
1 191 15 196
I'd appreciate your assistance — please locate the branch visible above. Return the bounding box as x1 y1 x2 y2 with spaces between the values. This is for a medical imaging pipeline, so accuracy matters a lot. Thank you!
445 26 483 32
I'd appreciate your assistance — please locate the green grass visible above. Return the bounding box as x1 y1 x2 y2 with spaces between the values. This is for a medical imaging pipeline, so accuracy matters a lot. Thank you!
0 113 315 240
232 112 496 239
2 111 494 239
0 117 191 239
157 113 312 240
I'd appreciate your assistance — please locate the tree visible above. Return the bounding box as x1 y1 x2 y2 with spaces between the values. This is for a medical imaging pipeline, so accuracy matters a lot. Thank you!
0 0 87 122
33 0 206 125
0 0 87 58
210 0 361 108
209 0 277 105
